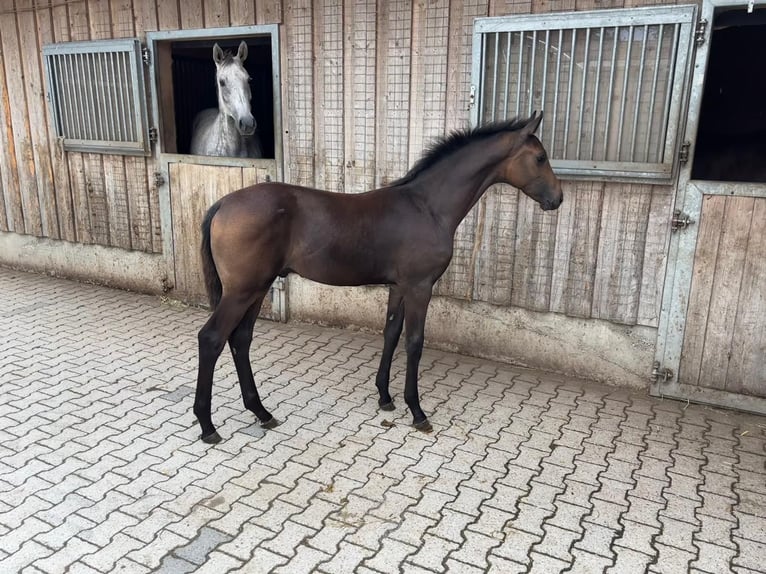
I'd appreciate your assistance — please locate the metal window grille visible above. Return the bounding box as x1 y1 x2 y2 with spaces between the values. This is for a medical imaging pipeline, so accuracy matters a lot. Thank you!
472 5 697 182
43 39 150 156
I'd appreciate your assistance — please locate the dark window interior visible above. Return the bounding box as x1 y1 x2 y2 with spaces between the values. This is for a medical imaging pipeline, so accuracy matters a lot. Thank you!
169 36 275 158
692 7 766 182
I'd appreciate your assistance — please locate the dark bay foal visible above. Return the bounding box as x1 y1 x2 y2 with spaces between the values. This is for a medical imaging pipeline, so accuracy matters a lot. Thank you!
194 111 562 443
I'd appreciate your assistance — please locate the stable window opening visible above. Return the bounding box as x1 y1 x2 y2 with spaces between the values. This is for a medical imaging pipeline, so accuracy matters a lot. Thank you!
150 27 278 160
692 6 766 182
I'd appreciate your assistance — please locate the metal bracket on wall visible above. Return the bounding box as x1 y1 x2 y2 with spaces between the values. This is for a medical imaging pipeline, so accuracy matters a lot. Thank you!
651 361 674 384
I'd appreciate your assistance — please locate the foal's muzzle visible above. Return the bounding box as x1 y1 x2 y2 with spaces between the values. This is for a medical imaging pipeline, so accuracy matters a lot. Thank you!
541 195 563 211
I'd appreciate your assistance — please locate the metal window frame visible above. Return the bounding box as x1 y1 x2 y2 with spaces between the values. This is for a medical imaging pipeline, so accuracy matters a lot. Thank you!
471 5 698 183
144 24 283 177
43 38 150 156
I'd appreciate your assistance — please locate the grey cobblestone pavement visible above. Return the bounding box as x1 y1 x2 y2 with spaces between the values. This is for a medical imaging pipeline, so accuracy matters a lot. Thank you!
1 267 765 574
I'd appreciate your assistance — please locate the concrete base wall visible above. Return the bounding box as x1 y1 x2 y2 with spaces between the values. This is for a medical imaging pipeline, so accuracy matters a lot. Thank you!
0 232 657 389
287 277 657 390
0 232 170 295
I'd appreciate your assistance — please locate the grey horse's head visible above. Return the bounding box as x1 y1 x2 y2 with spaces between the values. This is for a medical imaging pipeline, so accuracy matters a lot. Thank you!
213 41 256 136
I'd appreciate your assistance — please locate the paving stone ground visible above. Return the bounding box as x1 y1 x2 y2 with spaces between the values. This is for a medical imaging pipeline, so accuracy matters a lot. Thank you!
1 267 765 574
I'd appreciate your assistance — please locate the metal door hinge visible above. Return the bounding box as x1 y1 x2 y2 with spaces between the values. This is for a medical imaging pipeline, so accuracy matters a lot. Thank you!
679 141 691 164
142 46 151 65
651 361 674 384
695 19 708 45
148 127 158 142
468 85 476 110
153 171 165 187
671 210 694 232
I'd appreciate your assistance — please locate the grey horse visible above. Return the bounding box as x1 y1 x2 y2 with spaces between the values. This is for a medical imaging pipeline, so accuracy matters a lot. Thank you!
190 41 263 158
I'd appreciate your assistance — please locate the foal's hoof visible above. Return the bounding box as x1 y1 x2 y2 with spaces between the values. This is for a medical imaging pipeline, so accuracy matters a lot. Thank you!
260 417 280 429
379 400 395 412
200 430 222 444
413 419 433 433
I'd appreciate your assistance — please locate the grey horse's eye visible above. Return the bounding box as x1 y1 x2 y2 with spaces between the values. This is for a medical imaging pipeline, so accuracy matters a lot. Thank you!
219 79 226 87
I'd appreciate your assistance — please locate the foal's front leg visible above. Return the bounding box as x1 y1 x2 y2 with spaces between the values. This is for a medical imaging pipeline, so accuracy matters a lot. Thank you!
402 284 434 432
375 287 404 410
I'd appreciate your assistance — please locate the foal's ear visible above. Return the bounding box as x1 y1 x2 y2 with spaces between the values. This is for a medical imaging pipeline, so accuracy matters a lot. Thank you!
522 111 544 136
237 41 248 62
213 43 225 65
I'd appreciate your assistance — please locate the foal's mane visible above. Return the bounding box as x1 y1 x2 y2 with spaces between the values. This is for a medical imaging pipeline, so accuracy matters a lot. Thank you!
388 115 535 187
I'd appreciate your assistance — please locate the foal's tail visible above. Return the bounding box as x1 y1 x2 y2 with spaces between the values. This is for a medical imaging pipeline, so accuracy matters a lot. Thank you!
200 201 223 310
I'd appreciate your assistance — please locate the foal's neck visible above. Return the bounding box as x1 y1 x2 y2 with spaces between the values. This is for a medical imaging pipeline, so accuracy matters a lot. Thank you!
412 134 510 232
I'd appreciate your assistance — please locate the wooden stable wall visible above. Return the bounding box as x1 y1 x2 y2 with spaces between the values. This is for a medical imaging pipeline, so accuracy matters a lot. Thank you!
0 0 282 255
1 0 693 330
281 0 691 328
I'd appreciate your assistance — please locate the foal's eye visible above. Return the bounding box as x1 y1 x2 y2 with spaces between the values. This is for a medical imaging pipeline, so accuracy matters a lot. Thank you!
536 153 547 164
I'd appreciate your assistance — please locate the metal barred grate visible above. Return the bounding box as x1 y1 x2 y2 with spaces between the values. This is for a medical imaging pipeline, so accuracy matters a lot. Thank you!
472 6 697 182
43 39 150 156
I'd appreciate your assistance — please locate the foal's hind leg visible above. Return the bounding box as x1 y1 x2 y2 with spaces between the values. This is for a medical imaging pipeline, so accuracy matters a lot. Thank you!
375 287 404 411
195 296 253 443
229 293 279 429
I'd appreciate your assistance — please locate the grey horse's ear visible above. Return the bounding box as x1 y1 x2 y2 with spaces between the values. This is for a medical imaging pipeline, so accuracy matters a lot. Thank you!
237 41 248 62
213 43 225 65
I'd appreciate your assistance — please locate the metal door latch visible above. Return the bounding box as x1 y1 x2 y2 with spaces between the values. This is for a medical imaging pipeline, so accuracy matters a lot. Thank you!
671 210 693 232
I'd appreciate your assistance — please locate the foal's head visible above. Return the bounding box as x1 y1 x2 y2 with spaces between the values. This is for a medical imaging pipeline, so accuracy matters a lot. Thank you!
213 41 256 136
498 112 563 211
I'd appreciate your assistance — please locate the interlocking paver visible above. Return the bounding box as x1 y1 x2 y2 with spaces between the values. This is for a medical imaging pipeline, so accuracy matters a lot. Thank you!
1 268 766 573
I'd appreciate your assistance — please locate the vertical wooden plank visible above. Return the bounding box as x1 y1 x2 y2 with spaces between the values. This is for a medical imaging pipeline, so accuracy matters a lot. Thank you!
102 157 131 249
313 0 344 193
156 0 180 30
230 0 256 26
343 0 376 194
533 0 574 12
0 15 23 233
636 186 673 327
407 0 449 168
491 0 531 16
36 0 76 242
68 152 93 244
180 0 204 29
256 0 282 24
511 193 559 311
726 197 766 395
679 196 725 387
591 184 652 324
283 0 314 187
471 186 520 303
698 196 755 390
560 181 603 318
436 0 488 300
133 0 158 34
109 0 134 37
374 0 411 186
549 180 577 313
0 6 42 236
204 0 229 28
125 156 154 252
16 0 57 238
